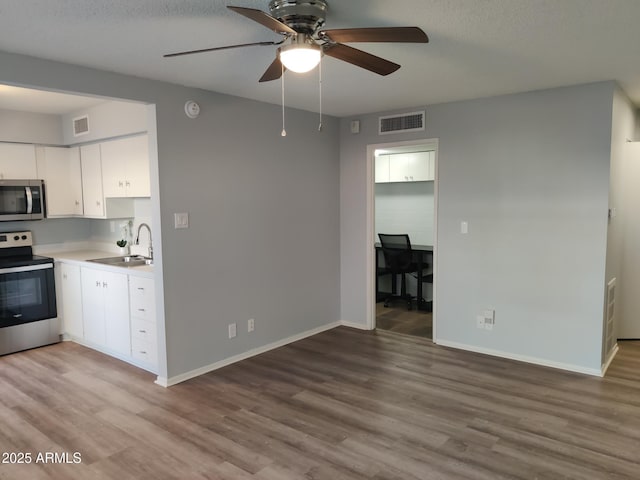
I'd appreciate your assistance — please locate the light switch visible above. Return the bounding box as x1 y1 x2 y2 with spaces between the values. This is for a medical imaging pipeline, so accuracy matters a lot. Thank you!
174 213 189 229
460 221 468 234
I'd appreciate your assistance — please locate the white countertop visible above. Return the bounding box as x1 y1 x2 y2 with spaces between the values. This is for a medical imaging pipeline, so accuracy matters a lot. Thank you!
42 249 154 278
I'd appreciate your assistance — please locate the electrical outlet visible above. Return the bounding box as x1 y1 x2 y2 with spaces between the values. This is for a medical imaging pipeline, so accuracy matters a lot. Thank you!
228 323 236 339
248 318 255 332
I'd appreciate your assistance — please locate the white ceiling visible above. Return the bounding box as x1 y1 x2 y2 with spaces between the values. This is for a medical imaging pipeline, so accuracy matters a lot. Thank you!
0 0 639 117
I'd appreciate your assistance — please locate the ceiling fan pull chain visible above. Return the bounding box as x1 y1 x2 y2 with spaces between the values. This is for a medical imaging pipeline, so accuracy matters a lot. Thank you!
281 62 287 137
318 56 323 132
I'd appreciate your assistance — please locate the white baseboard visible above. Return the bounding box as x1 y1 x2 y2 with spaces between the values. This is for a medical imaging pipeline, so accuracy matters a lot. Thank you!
158 321 341 387
435 339 603 377
601 343 619 376
340 320 372 330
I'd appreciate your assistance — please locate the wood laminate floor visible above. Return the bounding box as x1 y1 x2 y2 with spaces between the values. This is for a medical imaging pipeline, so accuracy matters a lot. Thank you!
376 302 433 339
1 330 639 479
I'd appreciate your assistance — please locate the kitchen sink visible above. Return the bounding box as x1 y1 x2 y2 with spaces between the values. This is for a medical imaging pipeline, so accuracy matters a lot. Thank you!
88 255 153 268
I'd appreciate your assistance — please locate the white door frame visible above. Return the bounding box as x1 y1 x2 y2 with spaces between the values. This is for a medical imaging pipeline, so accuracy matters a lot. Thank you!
365 138 439 340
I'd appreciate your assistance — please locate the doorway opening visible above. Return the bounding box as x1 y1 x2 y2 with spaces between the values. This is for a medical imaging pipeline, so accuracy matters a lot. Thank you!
366 138 438 340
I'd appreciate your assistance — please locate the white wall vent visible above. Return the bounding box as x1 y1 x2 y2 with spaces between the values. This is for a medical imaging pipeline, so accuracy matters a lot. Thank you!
73 115 90 136
378 111 425 135
605 278 616 355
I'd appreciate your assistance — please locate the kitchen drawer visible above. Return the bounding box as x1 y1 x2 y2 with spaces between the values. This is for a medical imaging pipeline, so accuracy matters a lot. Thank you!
131 317 156 343
129 276 155 322
131 336 157 366
130 298 155 322
129 276 154 302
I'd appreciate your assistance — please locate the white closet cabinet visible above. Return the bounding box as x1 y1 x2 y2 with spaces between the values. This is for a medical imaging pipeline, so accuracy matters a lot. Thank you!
375 155 390 183
378 151 435 183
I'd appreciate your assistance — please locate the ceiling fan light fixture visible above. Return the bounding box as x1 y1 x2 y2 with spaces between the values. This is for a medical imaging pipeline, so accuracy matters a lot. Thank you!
279 42 321 73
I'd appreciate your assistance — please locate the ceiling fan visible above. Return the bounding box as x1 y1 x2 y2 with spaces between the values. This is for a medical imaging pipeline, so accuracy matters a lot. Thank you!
164 0 429 82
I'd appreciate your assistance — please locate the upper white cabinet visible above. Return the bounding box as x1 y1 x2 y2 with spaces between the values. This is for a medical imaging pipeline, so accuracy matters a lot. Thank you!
376 151 435 183
0 143 37 179
101 135 150 198
80 143 105 218
375 155 390 183
80 143 135 219
36 146 83 217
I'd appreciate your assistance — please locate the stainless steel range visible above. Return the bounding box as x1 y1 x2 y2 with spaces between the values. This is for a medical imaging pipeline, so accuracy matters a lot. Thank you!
0 231 59 356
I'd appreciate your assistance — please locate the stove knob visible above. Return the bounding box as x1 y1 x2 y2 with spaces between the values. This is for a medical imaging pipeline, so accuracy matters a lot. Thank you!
21 235 27 240
13 235 19 241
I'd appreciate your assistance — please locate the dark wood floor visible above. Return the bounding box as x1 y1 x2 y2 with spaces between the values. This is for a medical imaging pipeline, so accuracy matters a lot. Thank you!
1 329 639 479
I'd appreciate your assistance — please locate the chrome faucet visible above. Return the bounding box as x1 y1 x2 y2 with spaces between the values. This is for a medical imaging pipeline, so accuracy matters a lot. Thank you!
135 223 153 260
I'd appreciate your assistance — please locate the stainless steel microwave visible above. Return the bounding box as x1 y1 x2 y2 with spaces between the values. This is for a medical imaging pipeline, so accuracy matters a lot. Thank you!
0 180 45 221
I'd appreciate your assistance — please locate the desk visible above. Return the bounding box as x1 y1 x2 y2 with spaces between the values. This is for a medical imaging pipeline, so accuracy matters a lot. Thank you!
375 243 433 311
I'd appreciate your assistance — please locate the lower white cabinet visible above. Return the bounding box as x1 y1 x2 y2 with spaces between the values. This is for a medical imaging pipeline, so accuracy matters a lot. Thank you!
60 263 83 338
58 261 157 373
81 266 131 357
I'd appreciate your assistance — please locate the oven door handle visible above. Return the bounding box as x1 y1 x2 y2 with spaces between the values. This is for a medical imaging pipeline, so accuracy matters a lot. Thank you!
25 186 33 214
0 263 53 274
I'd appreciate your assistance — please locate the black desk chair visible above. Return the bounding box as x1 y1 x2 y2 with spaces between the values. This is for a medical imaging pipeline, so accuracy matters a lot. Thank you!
378 233 418 310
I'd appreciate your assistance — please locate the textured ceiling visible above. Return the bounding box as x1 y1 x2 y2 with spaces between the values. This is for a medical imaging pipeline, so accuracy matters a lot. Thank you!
0 0 639 117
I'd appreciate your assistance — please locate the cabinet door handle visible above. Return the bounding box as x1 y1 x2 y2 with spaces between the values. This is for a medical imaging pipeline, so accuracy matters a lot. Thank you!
95 281 100 287
63 274 67 280
126 181 131 187
137 287 145 291
138 308 146 312
96 200 101 206
138 329 147 333
119 181 124 187
102 282 108 288
139 350 147 354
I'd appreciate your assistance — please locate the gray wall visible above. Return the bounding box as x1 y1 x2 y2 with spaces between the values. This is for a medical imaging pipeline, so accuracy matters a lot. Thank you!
0 51 341 380
0 108 63 144
341 82 615 372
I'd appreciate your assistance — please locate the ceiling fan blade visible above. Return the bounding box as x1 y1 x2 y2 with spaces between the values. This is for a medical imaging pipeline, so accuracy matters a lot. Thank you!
323 43 400 76
228 6 296 35
259 57 286 82
320 27 428 44
164 41 280 58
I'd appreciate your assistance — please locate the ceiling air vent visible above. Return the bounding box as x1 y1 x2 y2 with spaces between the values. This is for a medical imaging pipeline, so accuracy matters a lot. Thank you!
379 111 425 135
73 115 90 137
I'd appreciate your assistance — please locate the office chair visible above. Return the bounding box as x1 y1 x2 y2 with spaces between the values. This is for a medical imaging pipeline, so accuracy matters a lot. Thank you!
378 233 418 310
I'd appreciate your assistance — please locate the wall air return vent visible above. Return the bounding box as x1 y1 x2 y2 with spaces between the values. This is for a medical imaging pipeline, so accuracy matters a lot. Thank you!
73 115 90 137
378 111 425 135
